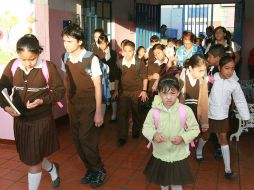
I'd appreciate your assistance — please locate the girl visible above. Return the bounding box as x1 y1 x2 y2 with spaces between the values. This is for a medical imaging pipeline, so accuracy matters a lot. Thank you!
88 28 104 54
178 55 209 161
143 74 200 190
197 55 250 179
0 34 65 189
164 38 176 58
136 46 148 66
97 34 118 121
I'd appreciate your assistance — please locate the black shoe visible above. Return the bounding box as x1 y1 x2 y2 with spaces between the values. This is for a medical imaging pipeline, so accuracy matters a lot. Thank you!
195 154 204 162
214 148 223 160
80 170 95 184
50 163 60 188
90 169 106 188
225 171 238 180
117 138 126 147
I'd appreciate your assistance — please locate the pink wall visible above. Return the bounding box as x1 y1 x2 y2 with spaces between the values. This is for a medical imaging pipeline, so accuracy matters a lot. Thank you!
241 18 254 79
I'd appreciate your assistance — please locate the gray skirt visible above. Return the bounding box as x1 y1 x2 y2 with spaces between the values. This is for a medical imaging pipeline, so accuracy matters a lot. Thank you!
14 114 60 165
144 156 194 186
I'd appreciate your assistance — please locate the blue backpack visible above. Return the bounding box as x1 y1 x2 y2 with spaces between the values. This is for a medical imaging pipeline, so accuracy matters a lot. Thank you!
63 51 111 102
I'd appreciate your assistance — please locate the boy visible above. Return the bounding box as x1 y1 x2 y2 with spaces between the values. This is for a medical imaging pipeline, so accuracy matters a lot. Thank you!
115 40 148 147
61 24 105 188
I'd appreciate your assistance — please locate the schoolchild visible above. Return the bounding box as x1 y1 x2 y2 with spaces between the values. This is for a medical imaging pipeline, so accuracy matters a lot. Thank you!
178 55 209 161
117 39 129 59
143 74 200 190
164 38 176 58
88 28 104 54
97 34 118 121
0 34 65 190
146 35 161 66
136 45 148 66
115 40 148 147
61 24 105 188
198 55 250 179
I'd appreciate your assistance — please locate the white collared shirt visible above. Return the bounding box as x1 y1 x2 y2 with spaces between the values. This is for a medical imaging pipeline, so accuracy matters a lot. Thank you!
19 58 43 75
186 69 197 87
61 49 102 78
154 57 168 66
122 56 135 68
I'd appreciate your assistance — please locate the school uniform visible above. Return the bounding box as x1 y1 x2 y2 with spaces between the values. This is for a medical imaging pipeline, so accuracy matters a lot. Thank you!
0 58 65 165
116 56 148 139
143 96 200 185
61 49 104 171
88 41 100 55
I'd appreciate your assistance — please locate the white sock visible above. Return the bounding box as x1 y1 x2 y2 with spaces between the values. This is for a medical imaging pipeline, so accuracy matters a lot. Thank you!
101 103 106 117
171 185 183 190
28 172 42 190
221 145 231 173
196 138 207 158
111 101 117 120
42 158 58 181
160 185 169 190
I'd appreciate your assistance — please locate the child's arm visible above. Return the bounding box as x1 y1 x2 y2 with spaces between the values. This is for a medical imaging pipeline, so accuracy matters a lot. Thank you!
92 75 104 127
142 109 157 141
180 106 200 144
232 83 250 121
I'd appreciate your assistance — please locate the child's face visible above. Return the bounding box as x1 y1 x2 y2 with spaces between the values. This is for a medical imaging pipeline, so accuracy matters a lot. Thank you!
189 64 207 79
99 41 108 51
207 53 220 66
138 48 146 58
167 41 174 48
153 49 165 63
219 61 235 79
18 49 38 70
215 29 225 41
123 45 135 60
159 88 180 109
63 35 83 54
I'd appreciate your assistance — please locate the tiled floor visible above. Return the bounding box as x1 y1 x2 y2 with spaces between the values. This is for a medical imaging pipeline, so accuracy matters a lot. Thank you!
0 114 253 190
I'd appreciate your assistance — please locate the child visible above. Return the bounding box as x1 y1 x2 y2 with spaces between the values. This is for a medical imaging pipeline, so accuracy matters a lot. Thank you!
61 24 106 188
0 34 65 190
146 35 161 65
178 55 209 161
199 55 250 179
136 45 148 66
143 74 200 190
117 39 129 59
164 38 176 58
97 34 118 121
88 28 104 54
115 40 148 147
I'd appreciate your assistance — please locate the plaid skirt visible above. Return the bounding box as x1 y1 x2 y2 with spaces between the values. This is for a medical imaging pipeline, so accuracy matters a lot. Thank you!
14 114 60 165
144 156 194 186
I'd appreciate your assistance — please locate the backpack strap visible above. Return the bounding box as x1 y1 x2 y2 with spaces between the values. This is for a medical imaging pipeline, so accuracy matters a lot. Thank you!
179 103 195 147
147 108 160 149
11 59 20 77
41 60 49 83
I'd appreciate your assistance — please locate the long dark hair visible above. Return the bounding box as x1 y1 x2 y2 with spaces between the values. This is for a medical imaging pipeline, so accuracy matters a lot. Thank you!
16 34 43 54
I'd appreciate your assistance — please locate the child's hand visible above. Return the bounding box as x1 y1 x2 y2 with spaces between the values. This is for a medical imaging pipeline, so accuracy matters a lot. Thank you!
94 111 104 127
152 73 160 80
201 128 208 132
26 99 43 109
153 132 167 143
4 106 20 117
111 90 119 100
139 91 148 102
171 136 183 145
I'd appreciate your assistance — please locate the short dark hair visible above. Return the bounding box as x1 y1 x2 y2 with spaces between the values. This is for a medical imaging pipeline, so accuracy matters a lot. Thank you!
123 40 135 49
208 44 225 58
219 55 235 67
152 44 165 51
150 35 160 43
16 34 43 54
158 74 180 93
61 23 84 46
98 34 109 44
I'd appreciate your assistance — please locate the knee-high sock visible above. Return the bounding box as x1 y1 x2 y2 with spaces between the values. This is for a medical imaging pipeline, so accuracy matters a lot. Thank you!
42 158 58 181
101 103 106 117
160 185 169 190
196 138 207 158
111 101 117 119
221 145 231 173
171 185 183 190
28 172 42 190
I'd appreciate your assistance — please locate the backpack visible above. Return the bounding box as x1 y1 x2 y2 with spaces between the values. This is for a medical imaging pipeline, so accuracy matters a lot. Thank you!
63 51 111 102
11 59 63 108
146 103 195 148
